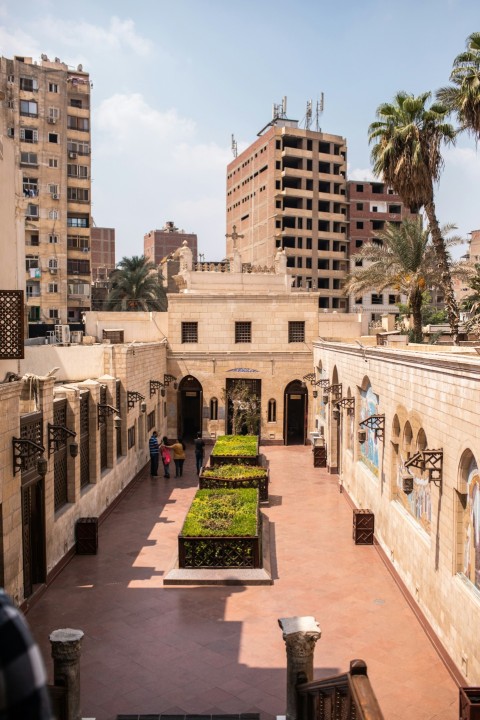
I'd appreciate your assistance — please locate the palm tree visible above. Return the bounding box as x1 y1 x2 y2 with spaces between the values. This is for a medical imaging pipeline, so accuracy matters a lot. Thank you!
437 32 480 138
344 219 469 343
368 91 460 342
106 255 167 311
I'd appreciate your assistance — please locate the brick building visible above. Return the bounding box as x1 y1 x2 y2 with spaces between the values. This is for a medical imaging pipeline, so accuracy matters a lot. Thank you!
347 180 417 321
144 220 198 265
226 108 348 308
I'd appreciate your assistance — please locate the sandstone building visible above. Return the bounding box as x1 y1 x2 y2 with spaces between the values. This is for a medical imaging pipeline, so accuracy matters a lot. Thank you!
0 54 92 333
226 107 348 306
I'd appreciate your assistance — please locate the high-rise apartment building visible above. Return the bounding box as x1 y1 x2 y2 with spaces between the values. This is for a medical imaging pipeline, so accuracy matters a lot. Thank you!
347 180 417 320
144 221 198 265
226 110 348 309
0 54 92 332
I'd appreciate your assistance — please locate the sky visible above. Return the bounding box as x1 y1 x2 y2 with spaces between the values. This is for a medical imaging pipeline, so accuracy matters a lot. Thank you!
2 0 480 261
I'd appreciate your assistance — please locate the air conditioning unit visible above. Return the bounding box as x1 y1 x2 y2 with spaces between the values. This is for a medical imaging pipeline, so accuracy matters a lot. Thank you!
49 267 58 275
55 324 71 345
51 193 59 200
48 117 57 124
68 152 77 159
71 330 83 344
82 247 90 253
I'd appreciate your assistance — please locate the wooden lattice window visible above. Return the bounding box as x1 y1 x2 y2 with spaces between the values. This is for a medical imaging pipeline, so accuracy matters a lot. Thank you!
0 290 24 359
128 425 135 449
147 410 155 431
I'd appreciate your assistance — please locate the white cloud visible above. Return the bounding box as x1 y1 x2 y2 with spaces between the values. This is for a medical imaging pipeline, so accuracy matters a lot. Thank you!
92 93 230 259
0 24 41 58
443 145 480 179
95 93 195 150
347 166 377 181
36 15 153 57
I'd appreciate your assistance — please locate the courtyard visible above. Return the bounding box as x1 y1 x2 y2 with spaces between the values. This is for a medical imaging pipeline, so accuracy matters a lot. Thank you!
27 444 459 720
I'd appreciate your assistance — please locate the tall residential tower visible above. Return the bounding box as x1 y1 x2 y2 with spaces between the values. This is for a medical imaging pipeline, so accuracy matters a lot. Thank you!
0 54 92 333
226 104 348 309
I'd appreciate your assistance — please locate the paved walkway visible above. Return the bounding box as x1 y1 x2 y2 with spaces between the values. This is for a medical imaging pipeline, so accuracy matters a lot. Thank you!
27 446 458 720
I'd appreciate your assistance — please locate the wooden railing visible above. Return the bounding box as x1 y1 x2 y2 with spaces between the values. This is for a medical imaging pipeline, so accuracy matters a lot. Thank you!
296 659 384 720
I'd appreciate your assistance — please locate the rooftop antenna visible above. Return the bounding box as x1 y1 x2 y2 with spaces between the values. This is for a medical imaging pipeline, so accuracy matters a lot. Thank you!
272 96 288 121
315 93 324 132
231 133 238 158
305 99 312 130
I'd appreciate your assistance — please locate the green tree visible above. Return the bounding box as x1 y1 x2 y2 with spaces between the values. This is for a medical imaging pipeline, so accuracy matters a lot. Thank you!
344 219 468 343
368 92 460 342
437 32 480 138
106 255 167 311
462 263 480 337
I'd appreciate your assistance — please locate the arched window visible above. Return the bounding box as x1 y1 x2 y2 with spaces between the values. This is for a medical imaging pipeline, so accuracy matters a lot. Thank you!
48 258 58 270
458 451 480 590
268 398 276 423
209 397 218 421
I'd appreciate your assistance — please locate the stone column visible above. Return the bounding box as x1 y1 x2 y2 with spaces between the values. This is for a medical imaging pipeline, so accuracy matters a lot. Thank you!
278 616 321 720
49 628 84 720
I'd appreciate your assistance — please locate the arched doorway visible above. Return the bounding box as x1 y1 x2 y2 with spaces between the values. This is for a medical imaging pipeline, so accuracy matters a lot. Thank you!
284 380 307 445
177 376 203 441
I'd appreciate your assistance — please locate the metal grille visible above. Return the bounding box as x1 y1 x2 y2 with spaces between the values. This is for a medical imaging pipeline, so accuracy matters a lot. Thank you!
79 392 90 488
53 400 68 511
235 321 251 343
115 379 122 457
99 385 107 470
0 290 24 359
179 535 261 569
288 320 305 343
181 321 198 343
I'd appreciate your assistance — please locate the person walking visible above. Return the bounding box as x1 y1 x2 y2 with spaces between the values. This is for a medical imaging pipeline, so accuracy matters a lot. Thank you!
148 431 159 477
160 436 171 479
194 431 205 475
165 438 186 477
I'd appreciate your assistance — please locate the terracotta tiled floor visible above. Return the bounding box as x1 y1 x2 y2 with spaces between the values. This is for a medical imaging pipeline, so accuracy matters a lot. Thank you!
27 446 458 720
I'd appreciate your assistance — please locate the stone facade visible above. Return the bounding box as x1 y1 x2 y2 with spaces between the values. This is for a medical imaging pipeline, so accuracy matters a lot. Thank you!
313 339 480 683
0 341 167 606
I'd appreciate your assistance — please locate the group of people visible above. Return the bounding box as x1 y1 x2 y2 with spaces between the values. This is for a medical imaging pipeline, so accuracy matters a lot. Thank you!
149 432 206 478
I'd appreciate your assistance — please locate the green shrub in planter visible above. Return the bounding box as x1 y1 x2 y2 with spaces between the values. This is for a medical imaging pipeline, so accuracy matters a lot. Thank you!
211 435 258 457
182 488 258 537
202 464 266 480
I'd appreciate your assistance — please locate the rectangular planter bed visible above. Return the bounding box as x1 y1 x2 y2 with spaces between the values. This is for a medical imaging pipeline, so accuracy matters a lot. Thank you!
199 463 269 502
210 434 259 467
179 488 262 569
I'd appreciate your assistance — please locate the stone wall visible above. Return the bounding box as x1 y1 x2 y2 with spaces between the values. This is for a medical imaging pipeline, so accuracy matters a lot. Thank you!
313 340 480 683
0 341 168 605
